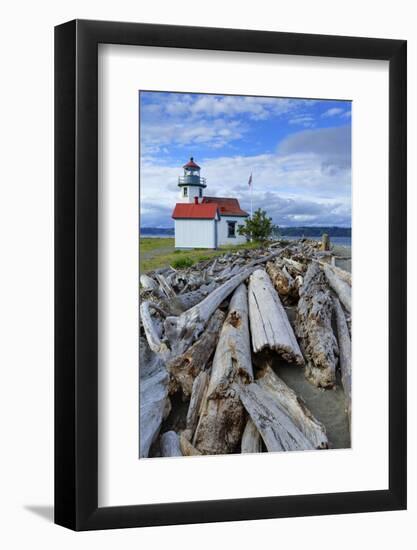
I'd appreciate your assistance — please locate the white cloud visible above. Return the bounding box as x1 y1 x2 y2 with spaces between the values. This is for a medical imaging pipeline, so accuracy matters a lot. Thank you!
140 146 351 227
167 95 307 121
322 107 345 118
278 125 351 171
288 115 316 127
141 94 320 152
139 95 351 227
141 118 246 154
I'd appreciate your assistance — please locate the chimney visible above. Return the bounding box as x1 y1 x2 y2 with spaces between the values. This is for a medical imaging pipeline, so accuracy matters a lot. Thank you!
194 196 198 204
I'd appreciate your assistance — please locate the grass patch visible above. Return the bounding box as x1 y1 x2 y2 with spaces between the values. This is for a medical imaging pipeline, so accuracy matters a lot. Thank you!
171 256 194 269
139 237 175 252
140 237 263 273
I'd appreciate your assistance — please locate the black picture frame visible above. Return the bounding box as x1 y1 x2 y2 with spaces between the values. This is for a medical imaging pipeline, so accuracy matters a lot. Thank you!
55 19 407 531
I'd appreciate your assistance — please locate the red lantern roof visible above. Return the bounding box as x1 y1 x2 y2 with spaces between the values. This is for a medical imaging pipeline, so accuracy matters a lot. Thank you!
183 157 200 170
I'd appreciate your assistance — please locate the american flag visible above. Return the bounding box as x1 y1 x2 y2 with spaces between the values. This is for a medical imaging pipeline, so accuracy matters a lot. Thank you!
248 173 252 187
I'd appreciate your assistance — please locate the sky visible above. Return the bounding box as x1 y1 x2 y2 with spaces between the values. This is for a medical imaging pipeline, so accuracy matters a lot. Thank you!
139 91 351 228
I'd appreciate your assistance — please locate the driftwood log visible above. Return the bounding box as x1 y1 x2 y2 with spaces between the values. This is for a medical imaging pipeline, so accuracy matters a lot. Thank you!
141 250 284 362
282 257 305 275
333 297 352 427
140 301 170 357
238 382 315 452
295 263 339 388
140 273 160 293
257 365 328 448
139 337 170 458
180 433 202 456
266 261 298 304
241 418 262 453
185 371 209 438
167 310 225 397
321 233 330 251
248 269 304 365
176 281 218 310
140 239 352 458
317 261 351 286
160 431 182 457
163 267 256 358
193 284 253 455
322 263 351 313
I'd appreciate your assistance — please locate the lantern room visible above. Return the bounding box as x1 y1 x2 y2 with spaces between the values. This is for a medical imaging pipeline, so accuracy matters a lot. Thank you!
178 157 207 203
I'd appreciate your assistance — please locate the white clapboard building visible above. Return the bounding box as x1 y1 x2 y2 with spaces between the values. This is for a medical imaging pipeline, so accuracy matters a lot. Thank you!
172 158 249 249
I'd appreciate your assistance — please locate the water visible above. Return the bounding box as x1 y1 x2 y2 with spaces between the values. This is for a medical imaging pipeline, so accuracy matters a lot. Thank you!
141 233 174 239
279 235 351 247
142 234 352 246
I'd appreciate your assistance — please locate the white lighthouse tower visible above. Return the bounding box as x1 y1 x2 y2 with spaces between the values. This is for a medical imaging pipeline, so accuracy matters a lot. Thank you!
178 157 207 203
172 157 249 249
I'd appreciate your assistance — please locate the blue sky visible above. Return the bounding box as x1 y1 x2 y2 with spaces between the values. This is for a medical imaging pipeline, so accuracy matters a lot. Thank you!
140 91 351 227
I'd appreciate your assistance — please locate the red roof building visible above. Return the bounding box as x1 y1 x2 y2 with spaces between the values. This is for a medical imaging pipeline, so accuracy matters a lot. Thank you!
172 202 219 220
202 196 249 217
172 158 249 249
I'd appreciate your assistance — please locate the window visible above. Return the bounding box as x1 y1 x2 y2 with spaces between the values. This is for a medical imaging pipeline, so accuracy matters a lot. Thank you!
183 187 188 197
227 220 236 238
199 188 202 198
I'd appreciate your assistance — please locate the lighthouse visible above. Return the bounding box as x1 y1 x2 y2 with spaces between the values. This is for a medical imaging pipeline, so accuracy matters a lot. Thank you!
172 157 249 249
177 157 206 203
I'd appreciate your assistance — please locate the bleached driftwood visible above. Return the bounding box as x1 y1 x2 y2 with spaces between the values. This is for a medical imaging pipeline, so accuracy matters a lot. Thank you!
139 337 170 458
140 273 159 292
295 263 339 388
256 365 328 448
241 418 262 454
167 310 225 397
246 249 282 269
321 233 330 251
248 269 304 365
141 250 288 361
154 273 185 314
266 261 298 304
282 257 304 275
322 263 351 313
208 258 218 277
176 281 218 310
180 433 202 456
155 272 177 300
333 297 352 427
185 371 209 437
164 267 256 358
140 301 170 357
316 260 351 286
193 284 253 455
238 382 314 452
160 431 182 457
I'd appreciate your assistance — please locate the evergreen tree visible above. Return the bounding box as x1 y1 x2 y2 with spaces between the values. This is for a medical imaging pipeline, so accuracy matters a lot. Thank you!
238 208 273 242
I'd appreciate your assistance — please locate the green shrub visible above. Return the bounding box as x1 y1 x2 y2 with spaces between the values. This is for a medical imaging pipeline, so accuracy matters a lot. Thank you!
172 256 194 269
197 255 211 262
237 208 273 242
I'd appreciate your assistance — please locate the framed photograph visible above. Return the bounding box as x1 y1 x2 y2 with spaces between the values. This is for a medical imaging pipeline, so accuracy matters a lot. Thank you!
55 19 407 530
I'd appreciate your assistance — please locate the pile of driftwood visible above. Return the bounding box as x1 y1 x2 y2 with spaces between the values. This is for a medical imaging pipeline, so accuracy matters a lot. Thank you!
139 238 351 458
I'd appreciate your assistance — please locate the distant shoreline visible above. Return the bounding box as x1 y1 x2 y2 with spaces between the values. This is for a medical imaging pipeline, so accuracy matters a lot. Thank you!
140 233 352 247
141 226 352 238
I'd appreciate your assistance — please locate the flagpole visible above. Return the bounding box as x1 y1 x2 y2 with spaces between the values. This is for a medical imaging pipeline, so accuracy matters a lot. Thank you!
250 173 253 219
249 173 253 242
